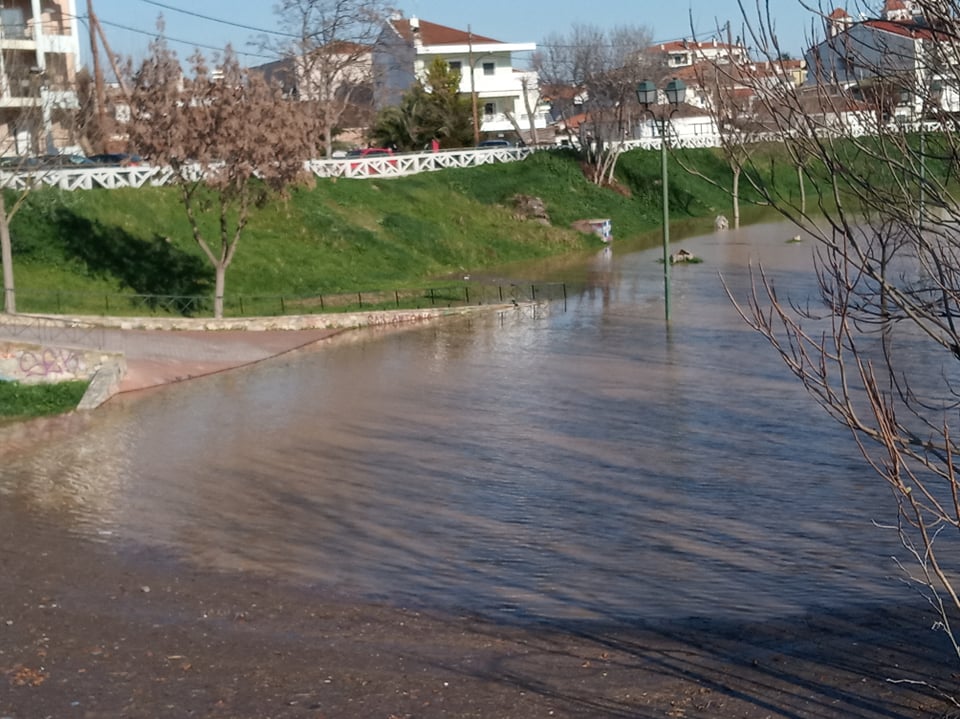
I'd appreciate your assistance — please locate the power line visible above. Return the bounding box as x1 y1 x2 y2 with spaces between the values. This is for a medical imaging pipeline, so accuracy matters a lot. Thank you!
137 0 298 38
94 16 279 59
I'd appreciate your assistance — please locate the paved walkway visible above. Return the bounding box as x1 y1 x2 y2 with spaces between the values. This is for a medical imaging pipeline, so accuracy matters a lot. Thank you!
0 319 346 393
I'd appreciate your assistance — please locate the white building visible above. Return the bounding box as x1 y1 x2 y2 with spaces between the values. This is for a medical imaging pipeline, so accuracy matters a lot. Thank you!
808 3 960 119
0 0 81 153
373 15 548 136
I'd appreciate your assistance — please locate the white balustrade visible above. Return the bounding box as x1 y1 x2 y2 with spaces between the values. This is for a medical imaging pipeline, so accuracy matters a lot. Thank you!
0 123 928 191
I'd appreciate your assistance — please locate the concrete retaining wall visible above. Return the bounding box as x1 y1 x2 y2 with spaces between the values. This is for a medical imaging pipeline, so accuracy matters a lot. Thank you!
2 305 503 332
0 340 125 386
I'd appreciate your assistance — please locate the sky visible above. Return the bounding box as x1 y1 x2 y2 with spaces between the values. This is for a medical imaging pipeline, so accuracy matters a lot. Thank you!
84 0 827 68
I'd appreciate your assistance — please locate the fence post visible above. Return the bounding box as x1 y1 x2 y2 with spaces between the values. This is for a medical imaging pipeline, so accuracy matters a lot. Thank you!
395 290 400 308
281 296 286 314
429 288 436 306
531 285 537 301
499 286 503 302
358 292 363 309
464 286 470 305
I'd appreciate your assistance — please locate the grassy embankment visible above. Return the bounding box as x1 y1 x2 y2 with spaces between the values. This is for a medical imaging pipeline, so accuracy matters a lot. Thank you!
7 145 810 317
0 380 88 423
0 143 823 419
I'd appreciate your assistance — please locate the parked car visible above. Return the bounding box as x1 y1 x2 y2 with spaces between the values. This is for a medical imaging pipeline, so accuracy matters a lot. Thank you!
0 156 39 169
37 154 96 168
346 147 396 174
89 153 144 167
476 139 513 148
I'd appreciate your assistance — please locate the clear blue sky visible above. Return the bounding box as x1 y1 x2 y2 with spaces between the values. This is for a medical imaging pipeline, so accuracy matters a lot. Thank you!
85 0 825 67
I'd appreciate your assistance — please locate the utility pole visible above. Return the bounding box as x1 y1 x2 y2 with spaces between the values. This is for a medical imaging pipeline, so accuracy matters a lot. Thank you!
87 0 107 152
468 26 479 146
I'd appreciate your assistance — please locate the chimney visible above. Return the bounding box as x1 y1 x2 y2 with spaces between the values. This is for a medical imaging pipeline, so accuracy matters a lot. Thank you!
410 16 422 48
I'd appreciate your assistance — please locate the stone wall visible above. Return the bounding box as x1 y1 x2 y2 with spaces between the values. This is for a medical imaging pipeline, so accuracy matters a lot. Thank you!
0 341 123 386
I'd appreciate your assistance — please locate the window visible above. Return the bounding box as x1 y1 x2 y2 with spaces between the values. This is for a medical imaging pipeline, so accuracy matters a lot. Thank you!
484 102 496 116
448 60 461 72
482 62 495 76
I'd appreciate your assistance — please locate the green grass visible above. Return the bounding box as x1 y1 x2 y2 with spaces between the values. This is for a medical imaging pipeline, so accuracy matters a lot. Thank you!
0 380 89 420
5 146 813 317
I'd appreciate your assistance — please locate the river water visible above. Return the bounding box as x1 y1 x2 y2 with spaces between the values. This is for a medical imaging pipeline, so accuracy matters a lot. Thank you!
0 222 924 624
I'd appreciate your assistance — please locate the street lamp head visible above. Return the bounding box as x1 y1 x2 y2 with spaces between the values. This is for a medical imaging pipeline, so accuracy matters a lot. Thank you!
665 78 686 107
636 80 657 108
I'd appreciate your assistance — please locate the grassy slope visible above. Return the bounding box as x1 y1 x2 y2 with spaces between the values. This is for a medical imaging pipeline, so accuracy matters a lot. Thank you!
0 380 89 421
8 146 804 313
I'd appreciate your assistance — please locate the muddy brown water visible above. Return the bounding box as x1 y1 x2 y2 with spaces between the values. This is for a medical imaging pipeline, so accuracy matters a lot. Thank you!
0 223 941 625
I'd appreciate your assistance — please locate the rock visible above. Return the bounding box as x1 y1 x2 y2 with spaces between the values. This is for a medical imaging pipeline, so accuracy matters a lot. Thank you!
511 194 551 225
670 248 697 264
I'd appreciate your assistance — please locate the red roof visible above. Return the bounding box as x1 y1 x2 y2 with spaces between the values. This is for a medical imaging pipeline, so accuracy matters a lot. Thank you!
828 8 850 18
655 39 741 53
862 18 947 40
390 18 502 46
884 0 906 10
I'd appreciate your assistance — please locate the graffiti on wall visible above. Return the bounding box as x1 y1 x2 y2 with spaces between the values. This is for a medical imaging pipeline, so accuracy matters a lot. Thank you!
18 348 83 378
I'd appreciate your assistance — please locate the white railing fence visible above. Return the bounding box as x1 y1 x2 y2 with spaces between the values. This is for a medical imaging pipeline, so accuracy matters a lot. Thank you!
0 121 935 191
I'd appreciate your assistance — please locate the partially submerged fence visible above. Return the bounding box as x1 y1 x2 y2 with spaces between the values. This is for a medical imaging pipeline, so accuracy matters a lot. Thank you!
12 282 570 319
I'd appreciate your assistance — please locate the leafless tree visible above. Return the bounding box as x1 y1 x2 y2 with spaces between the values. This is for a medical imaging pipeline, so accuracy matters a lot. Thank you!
127 37 314 319
685 39 766 228
269 0 392 156
722 0 960 685
536 23 664 185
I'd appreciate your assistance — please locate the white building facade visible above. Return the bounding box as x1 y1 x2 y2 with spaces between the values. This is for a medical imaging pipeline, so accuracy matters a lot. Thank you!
0 0 81 153
373 16 548 136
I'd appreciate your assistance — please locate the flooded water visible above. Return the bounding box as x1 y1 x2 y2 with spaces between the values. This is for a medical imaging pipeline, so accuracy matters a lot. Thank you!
0 223 925 623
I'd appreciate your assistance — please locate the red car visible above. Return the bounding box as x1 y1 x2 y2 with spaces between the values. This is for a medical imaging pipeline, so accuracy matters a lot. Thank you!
346 147 396 175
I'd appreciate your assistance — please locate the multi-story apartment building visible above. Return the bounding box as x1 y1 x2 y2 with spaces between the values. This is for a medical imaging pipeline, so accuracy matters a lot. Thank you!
807 1 960 120
0 0 81 154
373 15 548 139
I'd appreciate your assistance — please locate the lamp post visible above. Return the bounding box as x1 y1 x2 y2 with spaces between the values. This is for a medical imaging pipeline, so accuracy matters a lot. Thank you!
468 27 480 146
636 77 686 322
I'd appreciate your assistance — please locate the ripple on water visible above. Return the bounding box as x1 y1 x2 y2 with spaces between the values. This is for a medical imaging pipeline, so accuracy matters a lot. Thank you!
0 224 934 622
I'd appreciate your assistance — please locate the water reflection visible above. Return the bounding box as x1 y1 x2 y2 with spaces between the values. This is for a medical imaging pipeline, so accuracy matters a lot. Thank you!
0 223 918 622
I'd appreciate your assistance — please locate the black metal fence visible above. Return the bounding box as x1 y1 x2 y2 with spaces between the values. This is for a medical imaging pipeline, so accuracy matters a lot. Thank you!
13 282 570 318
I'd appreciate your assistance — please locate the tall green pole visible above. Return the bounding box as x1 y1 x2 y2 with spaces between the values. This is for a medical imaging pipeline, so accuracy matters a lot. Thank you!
661 119 671 322
919 129 925 227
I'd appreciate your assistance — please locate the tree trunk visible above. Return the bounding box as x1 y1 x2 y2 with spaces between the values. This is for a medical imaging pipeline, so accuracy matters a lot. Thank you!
521 78 540 146
797 164 806 214
214 262 226 319
0 193 14 314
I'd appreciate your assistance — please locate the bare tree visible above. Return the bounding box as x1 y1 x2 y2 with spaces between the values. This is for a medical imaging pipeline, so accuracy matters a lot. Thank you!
536 24 663 185
722 0 960 686
128 37 314 319
519 74 541 146
688 42 765 229
270 0 392 157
